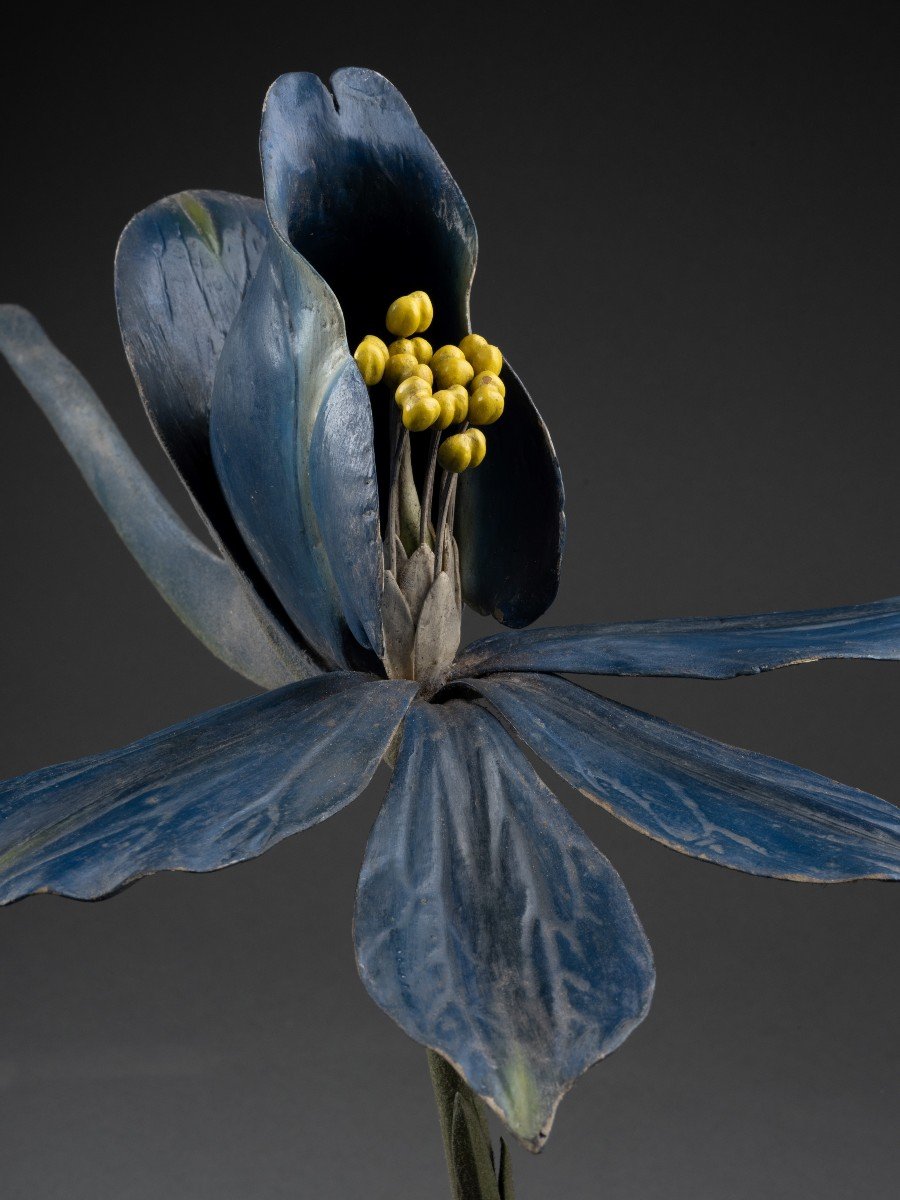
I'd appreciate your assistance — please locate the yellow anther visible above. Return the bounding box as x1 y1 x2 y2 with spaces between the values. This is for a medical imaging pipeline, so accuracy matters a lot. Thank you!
469 342 503 376
354 340 386 386
433 389 459 430
468 384 504 426
448 384 469 423
459 333 488 361
409 291 434 331
383 352 421 388
437 432 473 473
386 295 422 338
386 291 433 336
388 338 416 358
470 370 505 397
409 336 433 364
401 393 440 432
394 375 432 405
465 427 487 467
362 334 389 360
432 344 465 366
433 354 475 390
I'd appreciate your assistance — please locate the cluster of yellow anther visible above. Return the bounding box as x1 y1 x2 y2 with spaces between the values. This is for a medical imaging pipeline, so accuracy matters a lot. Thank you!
353 292 506 473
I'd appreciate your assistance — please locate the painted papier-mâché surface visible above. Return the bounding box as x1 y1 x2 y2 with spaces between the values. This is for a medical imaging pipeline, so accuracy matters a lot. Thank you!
1 67 899 1152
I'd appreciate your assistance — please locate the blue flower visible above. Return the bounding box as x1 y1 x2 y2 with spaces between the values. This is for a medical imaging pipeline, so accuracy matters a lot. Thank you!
1 68 898 1152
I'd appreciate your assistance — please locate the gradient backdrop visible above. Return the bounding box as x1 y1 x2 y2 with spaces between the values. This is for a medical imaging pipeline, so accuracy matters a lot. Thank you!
1 7 898 1198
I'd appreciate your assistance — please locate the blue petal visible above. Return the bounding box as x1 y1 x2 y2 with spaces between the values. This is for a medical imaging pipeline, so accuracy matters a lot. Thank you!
115 191 269 572
261 69 565 626
468 673 900 881
210 234 384 668
0 673 416 905
454 596 900 678
354 698 654 1150
261 68 476 345
0 305 313 688
456 361 565 626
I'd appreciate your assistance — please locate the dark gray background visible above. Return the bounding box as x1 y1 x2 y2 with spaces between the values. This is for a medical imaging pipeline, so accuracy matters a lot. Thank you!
1 5 898 1198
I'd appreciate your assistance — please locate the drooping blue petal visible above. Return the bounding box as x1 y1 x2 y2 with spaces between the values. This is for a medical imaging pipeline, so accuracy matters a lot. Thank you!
354 698 654 1151
454 595 900 679
261 68 565 627
0 673 416 905
210 233 384 669
0 305 313 688
468 673 900 881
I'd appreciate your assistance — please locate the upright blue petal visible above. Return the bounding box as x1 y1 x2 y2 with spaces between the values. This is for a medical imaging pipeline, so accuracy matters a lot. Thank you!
0 305 313 688
210 234 384 668
456 361 565 626
454 595 900 678
115 191 268 567
468 673 900 881
0 673 416 905
261 68 476 346
261 68 565 627
354 698 654 1151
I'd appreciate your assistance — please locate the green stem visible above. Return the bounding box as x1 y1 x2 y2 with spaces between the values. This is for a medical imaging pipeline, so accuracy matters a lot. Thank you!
428 1050 514 1200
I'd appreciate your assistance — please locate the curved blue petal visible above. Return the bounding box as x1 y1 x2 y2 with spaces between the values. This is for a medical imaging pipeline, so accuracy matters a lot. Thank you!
261 68 476 346
115 190 268 565
0 305 313 688
354 698 654 1151
454 596 900 678
456 361 565 626
0 673 416 905
261 69 565 626
210 233 384 668
468 673 900 881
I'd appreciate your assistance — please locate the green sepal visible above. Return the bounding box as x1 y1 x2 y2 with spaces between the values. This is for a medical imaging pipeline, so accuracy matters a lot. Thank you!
498 1139 515 1200
451 1091 501 1200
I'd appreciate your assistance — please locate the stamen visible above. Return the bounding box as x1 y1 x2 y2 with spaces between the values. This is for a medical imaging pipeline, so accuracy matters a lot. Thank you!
354 296 503 648
386 413 407 577
419 428 441 547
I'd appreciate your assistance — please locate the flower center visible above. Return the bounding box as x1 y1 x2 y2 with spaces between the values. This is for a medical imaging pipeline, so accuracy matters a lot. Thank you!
353 293 507 687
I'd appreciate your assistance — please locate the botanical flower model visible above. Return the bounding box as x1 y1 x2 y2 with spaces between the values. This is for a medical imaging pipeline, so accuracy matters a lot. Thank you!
2 67 900 1160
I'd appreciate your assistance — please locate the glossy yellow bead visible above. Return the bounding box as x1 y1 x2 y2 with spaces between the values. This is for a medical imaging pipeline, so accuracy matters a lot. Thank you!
437 432 472 473
459 333 488 361
383 352 420 388
431 344 465 365
386 295 423 338
432 390 459 430
448 384 469 423
362 334 389 359
469 342 503 376
409 291 434 331
433 355 475 390
465 427 487 467
388 338 415 358
470 370 505 397
409 336 433 363
394 375 432 405
402 394 440 432
468 384 504 425
354 341 386 386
